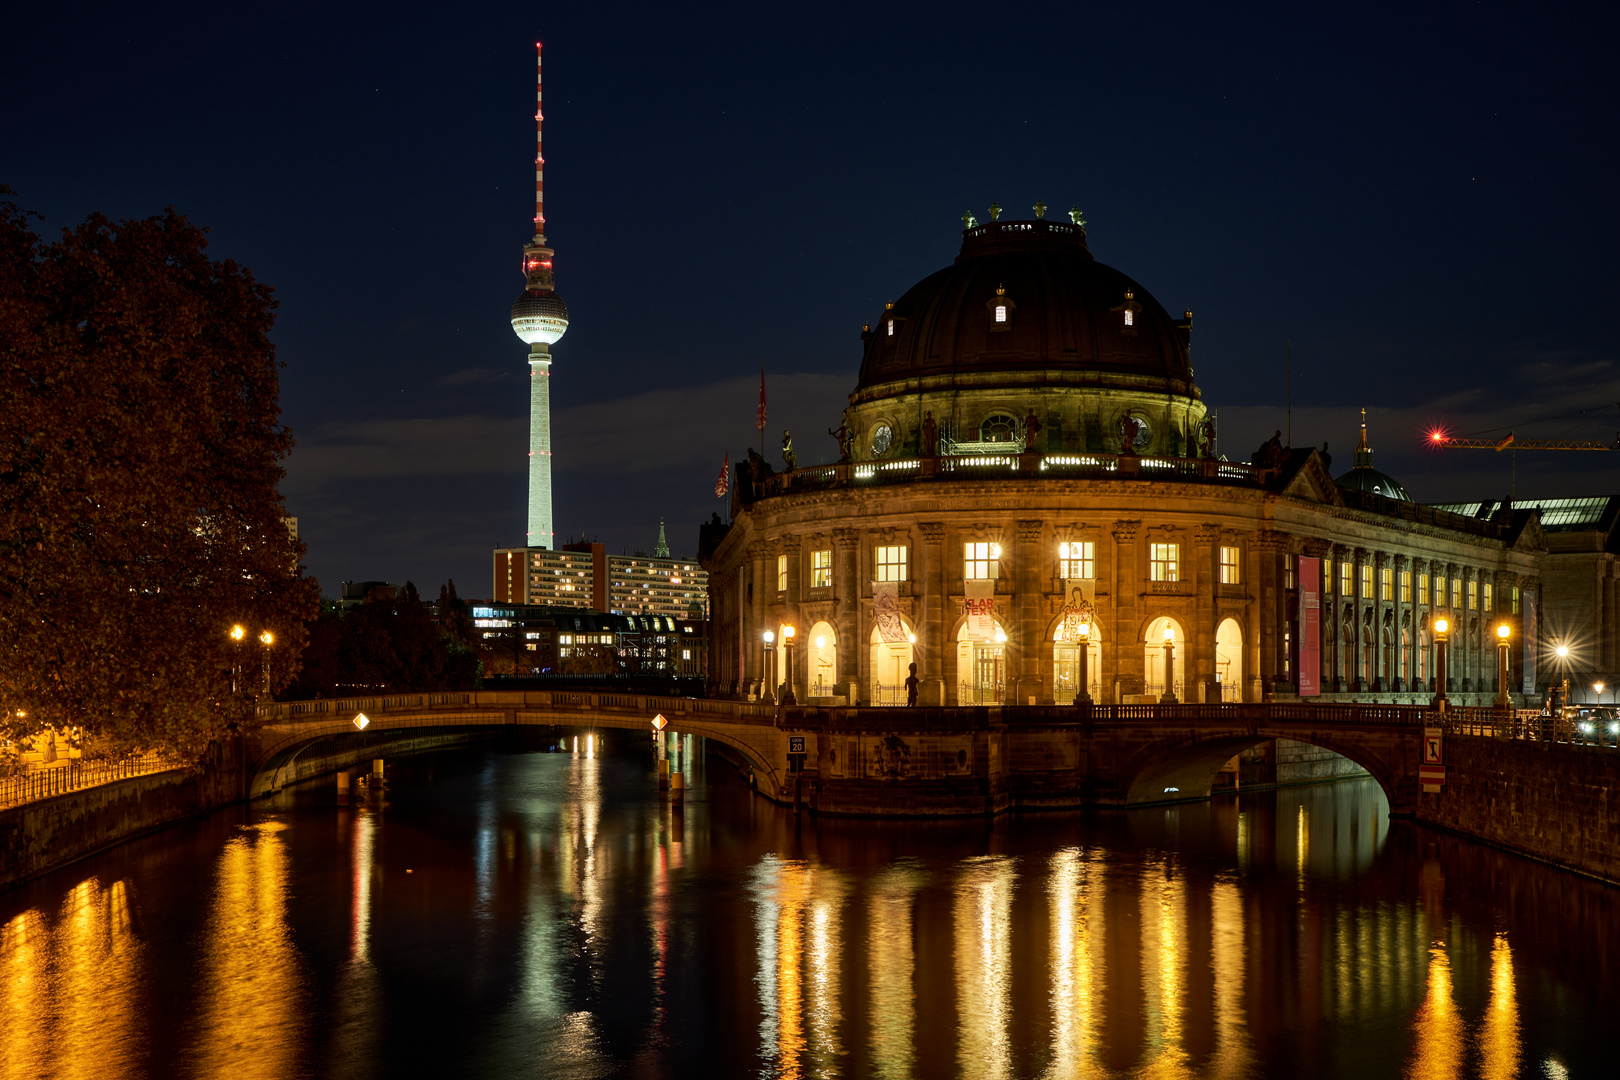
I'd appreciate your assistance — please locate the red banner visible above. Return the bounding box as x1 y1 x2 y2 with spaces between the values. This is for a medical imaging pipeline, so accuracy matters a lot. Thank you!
1299 556 1321 696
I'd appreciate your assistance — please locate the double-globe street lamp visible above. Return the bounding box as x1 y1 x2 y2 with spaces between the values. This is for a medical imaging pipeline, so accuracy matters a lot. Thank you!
761 630 776 704
1432 616 1450 711
1495 622 1513 709
229 624 275 698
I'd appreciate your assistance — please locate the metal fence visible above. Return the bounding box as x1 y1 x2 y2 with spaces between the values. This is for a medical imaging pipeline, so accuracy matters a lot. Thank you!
1445 706 1620 748
0 754 178 812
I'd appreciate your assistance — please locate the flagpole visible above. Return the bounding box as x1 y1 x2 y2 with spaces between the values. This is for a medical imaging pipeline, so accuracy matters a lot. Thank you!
760 361 766 462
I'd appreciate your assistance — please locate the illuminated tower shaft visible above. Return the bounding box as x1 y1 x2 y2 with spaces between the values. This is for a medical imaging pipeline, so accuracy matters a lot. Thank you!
509 42 568 548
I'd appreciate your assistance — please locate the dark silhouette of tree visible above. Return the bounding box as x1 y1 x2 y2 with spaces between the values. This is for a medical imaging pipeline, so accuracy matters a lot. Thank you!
285 580 482 698
0 190 318 756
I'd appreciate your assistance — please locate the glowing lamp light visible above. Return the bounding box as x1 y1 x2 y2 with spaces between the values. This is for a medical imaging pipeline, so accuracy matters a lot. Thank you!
908 633 916 644
1595 682 1605 695
994 627 1008 644
782 626 795 640
1556 645 1569 658
1433 617 1449 635
1078 621 1091 641
651 713 667 732
815 636 826 649
353 712 370 731
230 624 246 642
1429 428 1447 443
763 630 775 644
259 630 274 646
1162 625 1175 643
1496 623 1511 640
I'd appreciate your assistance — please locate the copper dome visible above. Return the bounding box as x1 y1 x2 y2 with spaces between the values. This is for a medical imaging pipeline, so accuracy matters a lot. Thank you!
852 219 1196 405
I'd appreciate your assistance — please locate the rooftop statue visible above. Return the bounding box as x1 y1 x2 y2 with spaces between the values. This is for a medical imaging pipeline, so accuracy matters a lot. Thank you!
781 430 796 471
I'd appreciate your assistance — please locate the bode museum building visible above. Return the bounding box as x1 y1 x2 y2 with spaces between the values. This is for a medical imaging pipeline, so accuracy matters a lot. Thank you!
700 211 1566 708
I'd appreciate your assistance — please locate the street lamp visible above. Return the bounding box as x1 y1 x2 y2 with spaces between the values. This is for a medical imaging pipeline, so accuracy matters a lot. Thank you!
1432 616 1450 710
762 630 775 704
781 625 796 706
259 630 275 696
1552 643 1570 715
1495 623 1513 709
1074 618 1092 706
1160 625 1178 704
229 624 246 694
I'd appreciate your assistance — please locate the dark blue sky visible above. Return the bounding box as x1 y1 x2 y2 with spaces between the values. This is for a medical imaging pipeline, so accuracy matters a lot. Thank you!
6 1 1618 597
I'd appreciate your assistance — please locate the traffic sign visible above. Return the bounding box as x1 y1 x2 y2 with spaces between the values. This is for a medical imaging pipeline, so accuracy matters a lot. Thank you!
1423 727 1443 765
651 713 667 731
353 712 370 731
788 736 805 753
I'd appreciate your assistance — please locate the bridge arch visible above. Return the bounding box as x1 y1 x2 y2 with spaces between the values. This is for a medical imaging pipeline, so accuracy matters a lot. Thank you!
1119 728 1399 809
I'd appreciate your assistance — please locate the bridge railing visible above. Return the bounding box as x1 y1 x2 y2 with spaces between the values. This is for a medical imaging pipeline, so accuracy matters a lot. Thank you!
1444 706 1620 748
257 691 779 727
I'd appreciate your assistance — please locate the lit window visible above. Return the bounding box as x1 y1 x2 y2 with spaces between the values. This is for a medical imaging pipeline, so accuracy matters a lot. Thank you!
1360 564 1372 597
1400 570 1412 603
995 305 1007 323
1058 541 1094 580
777 554 787 592
1150 543 1179 582
1451 578 1462 609
1219 545 1240 585
1468 580 1478 610
887 319 894 337
811 549 832 589
1123 310 1134 326
875 545 908 582
1284 555 1296 590
1380 567 1394 602
1512 587 1520 614
965 542 1001 580
1483 582 1493 611
1340 561 1353 596
1418 572 1429 605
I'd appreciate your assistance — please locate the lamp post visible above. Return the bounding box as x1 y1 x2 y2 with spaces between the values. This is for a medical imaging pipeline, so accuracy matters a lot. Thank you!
815 634 827 696
229 624 246 695
259 630 275 696
1432 616 1450 711
1495 623 1513 709
762 630 775 704
1074 619 1092 706
1553 644 1570 715
781 625 796 706
1160 625 1178 704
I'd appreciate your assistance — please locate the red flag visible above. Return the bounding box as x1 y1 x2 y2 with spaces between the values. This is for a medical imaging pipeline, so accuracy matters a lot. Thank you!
756 367 767 431
714 453 730 498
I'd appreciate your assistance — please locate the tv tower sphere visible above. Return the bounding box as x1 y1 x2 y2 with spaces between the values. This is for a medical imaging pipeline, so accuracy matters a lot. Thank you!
511 273 569 345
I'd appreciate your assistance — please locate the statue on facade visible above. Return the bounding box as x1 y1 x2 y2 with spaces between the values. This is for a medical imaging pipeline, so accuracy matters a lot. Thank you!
782 429 796 471
829 417 853 462
1119 414 1142 455
1024 410 1043 451
1197 415 1217 458
905 662 920 707
1251 430 1286 469
922 412 939 457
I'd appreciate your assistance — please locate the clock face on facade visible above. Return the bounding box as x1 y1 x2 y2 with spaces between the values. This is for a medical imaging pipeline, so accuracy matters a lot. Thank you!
871 423 894 455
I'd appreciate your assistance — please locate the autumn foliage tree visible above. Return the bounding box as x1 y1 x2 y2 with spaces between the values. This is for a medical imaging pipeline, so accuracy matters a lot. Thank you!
0 190 319 756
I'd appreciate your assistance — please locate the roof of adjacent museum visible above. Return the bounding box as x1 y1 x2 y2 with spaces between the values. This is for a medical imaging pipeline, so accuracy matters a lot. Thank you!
852 217 1195 401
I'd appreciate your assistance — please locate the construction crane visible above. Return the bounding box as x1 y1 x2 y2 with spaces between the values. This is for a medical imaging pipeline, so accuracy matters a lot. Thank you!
1428 431 1620 451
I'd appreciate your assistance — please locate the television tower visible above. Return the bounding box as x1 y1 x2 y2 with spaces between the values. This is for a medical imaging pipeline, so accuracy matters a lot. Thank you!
510 41 569 549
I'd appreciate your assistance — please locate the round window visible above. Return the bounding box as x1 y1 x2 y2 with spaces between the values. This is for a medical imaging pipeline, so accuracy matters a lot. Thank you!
870 423 894 456
980 413 1019 443
1123 413 1153 450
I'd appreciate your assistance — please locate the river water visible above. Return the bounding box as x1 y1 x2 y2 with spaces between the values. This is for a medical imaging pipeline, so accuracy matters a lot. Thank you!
1 736 1614 1079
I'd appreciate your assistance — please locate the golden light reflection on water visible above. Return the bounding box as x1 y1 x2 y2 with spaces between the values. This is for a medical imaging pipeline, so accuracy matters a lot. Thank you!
185 820 306 1080
867 862 923 1080
751 856 847 1080
1208 880 1251 1078
0 877 145 1080
1136 859 1192 1080
1478 934 1519 1080
1044 848 1104 1080
1405 943 1463 1080
954 855 1015 1080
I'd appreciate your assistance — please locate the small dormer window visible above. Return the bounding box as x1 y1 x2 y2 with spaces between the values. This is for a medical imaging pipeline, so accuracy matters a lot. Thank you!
995 305 1007 323
1123 310 1134 326
887 319 894 336
1112 290 1142 336
986 285 1015 332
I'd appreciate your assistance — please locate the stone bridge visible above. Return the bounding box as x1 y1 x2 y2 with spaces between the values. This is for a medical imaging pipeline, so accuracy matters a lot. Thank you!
252 693 1451 816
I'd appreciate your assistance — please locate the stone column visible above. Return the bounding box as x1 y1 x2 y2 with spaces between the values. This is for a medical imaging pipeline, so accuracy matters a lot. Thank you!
917 522 946 705
1372 551 1390 691
1394 555 1411 691
833 527 860 702
1412 557 1429 691
1322 543 1339 693
1252 530 1287 702
1194 523 1220 703
1111 520 1142 701
1015 520 1046 705
746 540 771 697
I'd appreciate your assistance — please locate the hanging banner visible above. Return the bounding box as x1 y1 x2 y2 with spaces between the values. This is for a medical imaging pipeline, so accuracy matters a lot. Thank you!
1522 587 1537 696
873 581 908 643
1060 579 1096 642
965 578 996 642
1299 556 1321 696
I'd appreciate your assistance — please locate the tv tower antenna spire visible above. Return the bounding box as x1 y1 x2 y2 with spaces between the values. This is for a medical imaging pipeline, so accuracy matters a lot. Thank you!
510 40 569 551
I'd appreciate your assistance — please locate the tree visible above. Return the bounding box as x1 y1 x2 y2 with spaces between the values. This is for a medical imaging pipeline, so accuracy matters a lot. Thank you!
0 191 318 756
283 580 481 699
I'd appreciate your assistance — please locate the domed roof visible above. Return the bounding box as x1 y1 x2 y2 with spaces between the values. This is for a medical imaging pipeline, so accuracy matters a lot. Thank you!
511 290 570 346
853 218 1196 404
1334 413 1411 501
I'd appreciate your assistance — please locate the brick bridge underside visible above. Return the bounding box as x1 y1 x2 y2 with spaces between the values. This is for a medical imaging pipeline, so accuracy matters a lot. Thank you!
249 695 1433 816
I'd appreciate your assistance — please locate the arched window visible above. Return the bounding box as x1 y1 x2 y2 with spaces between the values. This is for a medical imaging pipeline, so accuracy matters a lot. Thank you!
887 319 894 337
980 413 1019 443
994 304 1007 323
1123 310 1134 326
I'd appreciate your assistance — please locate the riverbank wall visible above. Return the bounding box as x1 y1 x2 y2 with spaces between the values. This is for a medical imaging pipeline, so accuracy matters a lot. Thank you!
0 726 531 892
1415 733 1620 884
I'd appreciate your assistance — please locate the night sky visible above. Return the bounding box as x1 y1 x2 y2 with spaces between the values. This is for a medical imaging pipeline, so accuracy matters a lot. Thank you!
6 2 1617 599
